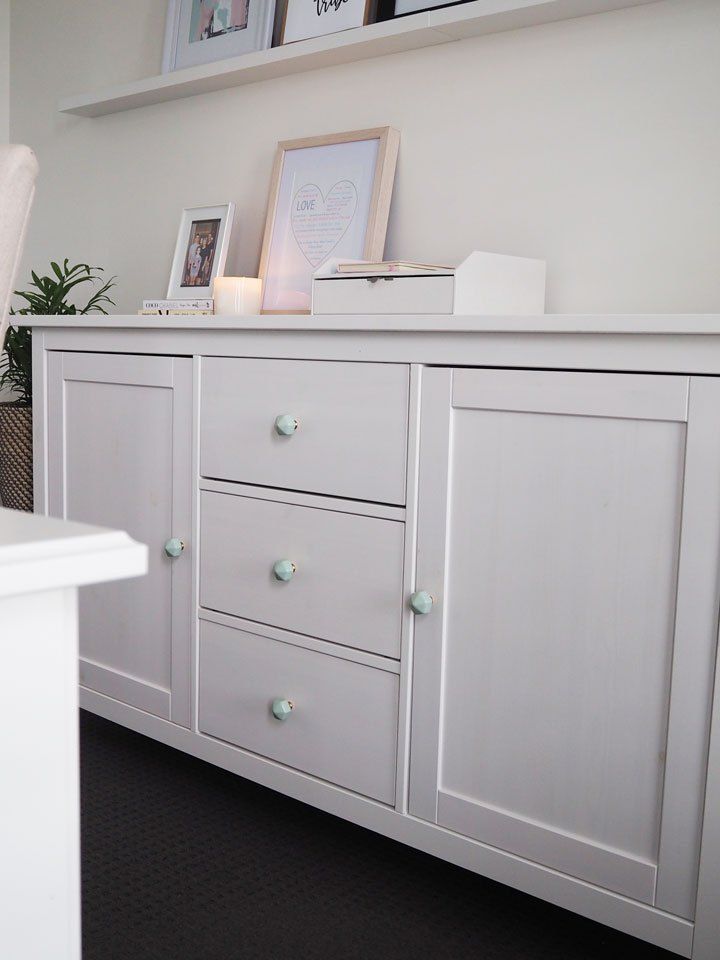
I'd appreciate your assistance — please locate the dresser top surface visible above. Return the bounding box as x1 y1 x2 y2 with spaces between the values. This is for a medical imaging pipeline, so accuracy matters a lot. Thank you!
18 313 720 336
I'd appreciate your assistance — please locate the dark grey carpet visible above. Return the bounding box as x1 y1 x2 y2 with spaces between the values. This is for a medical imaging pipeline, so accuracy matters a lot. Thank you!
80 710 674 960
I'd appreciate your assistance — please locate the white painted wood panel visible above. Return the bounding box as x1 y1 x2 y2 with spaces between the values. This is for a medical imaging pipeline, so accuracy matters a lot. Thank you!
2 589 81 960
199 607 400 674
437 791 655 902
200 490 404 658
200 357 409 505
21 313 720 335
313 275 455 315
28 323 720 385
200 477 405 523
440 409 683 867
693 609 720 957
410 367 710 906
47 352 193 724
29 323 720 957
654 377 720 919
79 657 171 719
407 369 454 824
0 510 145 960
199 619 399 804
452 368 689 421
394 363 424 812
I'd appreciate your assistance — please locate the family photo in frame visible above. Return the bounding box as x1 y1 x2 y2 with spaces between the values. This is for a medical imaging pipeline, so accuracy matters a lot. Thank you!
167 203 235 299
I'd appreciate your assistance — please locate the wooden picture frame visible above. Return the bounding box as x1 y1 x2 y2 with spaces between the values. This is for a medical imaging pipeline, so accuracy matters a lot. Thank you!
258 127 400 314
280 0 374 44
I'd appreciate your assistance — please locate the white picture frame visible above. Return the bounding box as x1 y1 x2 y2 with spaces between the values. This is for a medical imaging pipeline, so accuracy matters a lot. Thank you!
162 0 275 72
259 127 400 314
167 203 235 299
281 0 373 44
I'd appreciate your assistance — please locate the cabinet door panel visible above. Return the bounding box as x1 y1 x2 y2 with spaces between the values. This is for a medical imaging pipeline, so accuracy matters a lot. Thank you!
410 369 720 915
47 352 193 726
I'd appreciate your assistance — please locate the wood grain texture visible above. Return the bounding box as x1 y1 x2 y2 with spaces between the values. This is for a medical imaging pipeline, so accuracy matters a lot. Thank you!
654 377 720 918
407 367 454 823
693 612 720 957
200 489 405 658
47 352 193 725
32 326 720 957
410 366 707 907
198 618 399 803
200 356 409 504
79 657 171 719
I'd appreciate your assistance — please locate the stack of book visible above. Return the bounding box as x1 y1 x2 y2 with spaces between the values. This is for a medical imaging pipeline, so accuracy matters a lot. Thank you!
138 298 214 315
335 261 453 276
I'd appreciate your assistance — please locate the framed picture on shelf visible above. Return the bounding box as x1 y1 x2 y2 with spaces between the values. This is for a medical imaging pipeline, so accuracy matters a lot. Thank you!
376 0 472 17
162 0 275 72
167 203 235 299
259 127 400 314
280 0 373 44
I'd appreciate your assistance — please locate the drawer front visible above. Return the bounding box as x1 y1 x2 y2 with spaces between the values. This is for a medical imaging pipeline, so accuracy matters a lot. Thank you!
200 358 409 504
200 491 404 659
199 620 399 804
313 275 455 315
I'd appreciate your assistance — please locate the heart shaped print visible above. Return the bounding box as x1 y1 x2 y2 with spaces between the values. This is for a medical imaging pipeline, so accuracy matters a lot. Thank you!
291 180 359 267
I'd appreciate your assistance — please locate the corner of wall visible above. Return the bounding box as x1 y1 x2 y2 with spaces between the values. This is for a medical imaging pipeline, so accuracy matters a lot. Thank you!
0 0 9 143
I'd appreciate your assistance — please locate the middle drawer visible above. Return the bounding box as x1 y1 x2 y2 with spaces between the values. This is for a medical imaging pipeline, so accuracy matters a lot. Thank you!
200 490 404 659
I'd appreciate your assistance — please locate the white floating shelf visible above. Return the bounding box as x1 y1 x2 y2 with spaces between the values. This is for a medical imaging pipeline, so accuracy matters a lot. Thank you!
59 0 656 118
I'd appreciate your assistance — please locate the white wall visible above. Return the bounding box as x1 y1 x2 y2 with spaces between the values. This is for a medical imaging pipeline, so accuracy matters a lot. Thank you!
0 0 8 143
8 0 720 314
0 0 12 414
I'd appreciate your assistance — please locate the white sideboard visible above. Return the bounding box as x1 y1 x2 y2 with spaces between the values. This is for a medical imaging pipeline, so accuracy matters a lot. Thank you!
26 314 720 959
0 508 146 960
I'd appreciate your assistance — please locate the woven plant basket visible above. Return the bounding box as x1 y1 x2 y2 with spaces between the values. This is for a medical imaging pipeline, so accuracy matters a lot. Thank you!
0 404 33 511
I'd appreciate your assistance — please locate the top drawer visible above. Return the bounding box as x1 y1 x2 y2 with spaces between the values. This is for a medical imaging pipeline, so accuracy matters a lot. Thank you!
200 358 409 504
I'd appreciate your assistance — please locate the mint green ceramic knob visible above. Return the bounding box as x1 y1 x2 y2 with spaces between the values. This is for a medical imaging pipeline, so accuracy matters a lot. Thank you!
273 559 296 582
272 698 294 721
275 414 299 436
164 537 184 558
410 590 434 615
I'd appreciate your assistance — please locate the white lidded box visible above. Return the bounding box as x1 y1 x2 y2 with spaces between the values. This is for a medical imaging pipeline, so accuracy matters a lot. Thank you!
312 251 546 315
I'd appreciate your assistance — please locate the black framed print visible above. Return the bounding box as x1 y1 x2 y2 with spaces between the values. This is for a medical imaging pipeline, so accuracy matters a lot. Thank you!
280 0 374 44
376 0 473 18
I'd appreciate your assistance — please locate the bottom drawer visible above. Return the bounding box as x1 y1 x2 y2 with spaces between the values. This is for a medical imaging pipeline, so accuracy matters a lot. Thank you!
199 620 399 804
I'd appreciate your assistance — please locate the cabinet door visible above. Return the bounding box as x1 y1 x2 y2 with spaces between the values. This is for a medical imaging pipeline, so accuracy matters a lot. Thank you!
410 368 720 918
47 352 193 726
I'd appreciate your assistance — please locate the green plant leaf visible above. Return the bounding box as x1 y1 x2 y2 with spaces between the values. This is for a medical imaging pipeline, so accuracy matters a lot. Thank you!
3 261 118 403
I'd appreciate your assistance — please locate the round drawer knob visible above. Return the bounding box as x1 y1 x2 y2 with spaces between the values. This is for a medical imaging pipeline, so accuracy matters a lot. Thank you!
272 698 295 721
273 559 297 582
410 590 434 615
164 537 185 558
275 414 299 436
